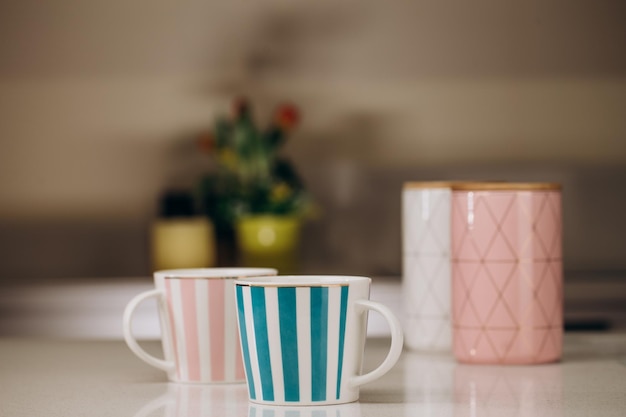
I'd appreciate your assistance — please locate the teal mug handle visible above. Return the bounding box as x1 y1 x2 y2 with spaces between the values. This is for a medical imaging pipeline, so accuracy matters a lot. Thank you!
348 300 404 387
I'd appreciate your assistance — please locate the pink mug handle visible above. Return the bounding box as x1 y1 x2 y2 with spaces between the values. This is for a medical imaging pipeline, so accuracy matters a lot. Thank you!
122 289 175 372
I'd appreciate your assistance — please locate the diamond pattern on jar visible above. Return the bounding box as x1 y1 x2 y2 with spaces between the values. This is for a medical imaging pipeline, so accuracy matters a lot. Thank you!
403 185 452 351
452 188 563 364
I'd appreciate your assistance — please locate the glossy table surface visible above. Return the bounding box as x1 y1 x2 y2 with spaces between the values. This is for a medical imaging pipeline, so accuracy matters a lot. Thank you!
1 334 626 417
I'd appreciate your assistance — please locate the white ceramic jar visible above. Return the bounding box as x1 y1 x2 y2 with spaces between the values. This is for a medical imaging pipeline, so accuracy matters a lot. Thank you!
402 182 454 351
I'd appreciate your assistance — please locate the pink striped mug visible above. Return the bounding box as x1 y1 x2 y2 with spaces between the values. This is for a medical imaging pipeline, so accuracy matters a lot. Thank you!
123 268 277 384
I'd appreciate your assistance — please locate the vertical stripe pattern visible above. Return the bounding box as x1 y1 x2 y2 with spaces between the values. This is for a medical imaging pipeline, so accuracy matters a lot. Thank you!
251 287 275 401
336 286 349 399
237 284 256 398
164 278 246 383
310 287 328 402
236 285 350 403
278 288 299 402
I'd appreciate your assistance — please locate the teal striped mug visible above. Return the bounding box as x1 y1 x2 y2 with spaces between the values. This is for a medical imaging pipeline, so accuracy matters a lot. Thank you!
234 276 404 406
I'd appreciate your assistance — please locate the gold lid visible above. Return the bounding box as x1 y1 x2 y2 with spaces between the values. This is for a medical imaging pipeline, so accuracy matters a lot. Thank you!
403 181 467 189
451 182 561 191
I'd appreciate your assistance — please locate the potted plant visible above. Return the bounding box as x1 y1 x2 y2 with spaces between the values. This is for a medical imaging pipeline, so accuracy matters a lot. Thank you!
197 98 315 272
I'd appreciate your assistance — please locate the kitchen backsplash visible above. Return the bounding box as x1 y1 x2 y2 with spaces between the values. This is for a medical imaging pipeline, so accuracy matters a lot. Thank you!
1 162 625 281
1 0 625 281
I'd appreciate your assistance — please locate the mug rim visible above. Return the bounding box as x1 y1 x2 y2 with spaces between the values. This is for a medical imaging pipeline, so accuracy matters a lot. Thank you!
235 275 371 287
154 267 277 280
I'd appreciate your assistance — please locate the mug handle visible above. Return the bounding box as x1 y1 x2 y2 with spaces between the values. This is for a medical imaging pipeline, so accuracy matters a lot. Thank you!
122 289 175 372
348 300 404 388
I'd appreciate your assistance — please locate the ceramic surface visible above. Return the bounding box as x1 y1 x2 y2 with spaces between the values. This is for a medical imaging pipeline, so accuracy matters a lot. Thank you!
451 190 563 364
133 384 249 417
248 402 362 417
123 268 277 383
234 276 404 405
2 335 626 416
402 186 452 351
453 361 563 417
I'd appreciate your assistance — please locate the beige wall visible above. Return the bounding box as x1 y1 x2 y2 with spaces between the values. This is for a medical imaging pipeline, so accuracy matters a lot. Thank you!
1 0 625 278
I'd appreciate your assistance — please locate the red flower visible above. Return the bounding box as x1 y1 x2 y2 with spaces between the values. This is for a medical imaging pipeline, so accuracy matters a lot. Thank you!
197 131 215 154
275 103 300 130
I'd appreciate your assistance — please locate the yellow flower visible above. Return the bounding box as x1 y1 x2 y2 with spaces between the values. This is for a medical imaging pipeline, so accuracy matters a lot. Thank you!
271 183 292 203
219 149 238 170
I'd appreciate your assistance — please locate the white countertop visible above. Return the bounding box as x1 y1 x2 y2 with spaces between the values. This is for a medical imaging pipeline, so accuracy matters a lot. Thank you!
1 334 625 417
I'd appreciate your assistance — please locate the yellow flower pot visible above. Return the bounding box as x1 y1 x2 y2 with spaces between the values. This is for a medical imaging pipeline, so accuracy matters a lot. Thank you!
235 215 300 273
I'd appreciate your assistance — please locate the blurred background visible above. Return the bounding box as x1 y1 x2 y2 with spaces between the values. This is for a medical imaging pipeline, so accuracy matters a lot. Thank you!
0 0 625 335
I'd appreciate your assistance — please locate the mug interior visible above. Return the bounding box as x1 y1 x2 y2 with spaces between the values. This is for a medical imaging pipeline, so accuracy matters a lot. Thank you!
235 275 371 287
155 267 277 280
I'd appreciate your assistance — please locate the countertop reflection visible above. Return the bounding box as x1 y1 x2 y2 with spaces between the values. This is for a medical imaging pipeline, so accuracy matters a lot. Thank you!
1 334 625 417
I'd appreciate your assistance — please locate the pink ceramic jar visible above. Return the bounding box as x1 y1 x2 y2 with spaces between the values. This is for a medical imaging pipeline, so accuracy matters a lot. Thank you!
451 182 563 364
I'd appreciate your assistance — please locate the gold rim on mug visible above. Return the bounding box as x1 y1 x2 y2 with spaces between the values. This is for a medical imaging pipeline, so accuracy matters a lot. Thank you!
235 275 369 288
158 268 277 280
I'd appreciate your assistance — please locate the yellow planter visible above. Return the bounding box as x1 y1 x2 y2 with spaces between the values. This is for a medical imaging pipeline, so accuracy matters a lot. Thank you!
235 215 300 273
151 217 216 270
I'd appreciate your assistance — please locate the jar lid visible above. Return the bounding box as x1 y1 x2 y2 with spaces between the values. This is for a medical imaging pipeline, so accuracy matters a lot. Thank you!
451 182 561 191
403 181 467 190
